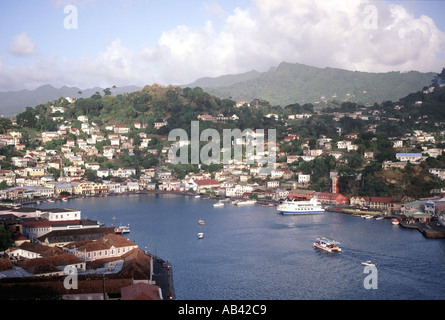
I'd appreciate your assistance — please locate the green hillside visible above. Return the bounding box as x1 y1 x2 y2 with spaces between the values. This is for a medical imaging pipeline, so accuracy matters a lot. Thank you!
188 62 437 106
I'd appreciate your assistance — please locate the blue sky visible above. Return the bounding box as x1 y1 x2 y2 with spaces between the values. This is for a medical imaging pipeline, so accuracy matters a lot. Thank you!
0 0 444 91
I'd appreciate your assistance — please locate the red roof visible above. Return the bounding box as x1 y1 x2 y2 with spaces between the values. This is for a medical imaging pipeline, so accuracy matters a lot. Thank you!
121 282 161 300
23 220 84 228
195 179 219 186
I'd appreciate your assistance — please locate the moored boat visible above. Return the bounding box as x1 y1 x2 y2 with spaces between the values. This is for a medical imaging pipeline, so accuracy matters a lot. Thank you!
233 200 257 206
391 218 399 225
277 198 325 215
313 236 342 253
115 225 130 234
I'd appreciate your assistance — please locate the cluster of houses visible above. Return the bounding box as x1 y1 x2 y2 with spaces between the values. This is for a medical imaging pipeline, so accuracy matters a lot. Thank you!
1 99 445 223
0 204 165 300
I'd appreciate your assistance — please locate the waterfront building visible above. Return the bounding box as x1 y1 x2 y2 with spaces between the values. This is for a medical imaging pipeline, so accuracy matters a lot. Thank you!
23 219 101 241
315 192 349 205
65 233 138 262
350 196 400 212
400 210 431 223
72 181 108 196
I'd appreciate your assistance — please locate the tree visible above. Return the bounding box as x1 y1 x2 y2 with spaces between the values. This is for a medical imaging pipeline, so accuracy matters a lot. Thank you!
0 225 12 251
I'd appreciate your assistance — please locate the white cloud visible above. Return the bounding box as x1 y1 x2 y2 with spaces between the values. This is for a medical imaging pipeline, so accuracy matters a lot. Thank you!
1 0 444 91
8 32 36 57
139 0 445 84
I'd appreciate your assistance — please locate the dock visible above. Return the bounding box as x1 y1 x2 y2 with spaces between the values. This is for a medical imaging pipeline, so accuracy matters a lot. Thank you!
399 220 445 239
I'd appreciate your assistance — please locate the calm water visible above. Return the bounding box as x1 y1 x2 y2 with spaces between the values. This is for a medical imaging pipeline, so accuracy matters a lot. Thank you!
37 194 445 300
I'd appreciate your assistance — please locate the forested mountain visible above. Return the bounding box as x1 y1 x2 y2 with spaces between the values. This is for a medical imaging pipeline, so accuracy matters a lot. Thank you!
5 68 445 200
186 62 436 107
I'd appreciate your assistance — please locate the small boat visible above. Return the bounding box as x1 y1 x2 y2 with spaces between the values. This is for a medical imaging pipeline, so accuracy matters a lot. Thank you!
198 232 204 239
391 218 399 225
195 195 201 198
262 203 275 207
198 220 205 226
233 200 257 206
47 198 55 203
62 198 68 202
115 225 130 234
362 214 373 219
362 260 377 267
375 215 384 220
313 236 342 253
213 201 224 208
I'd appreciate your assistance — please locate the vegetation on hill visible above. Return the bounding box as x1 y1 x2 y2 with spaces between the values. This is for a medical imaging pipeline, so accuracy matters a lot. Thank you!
188 62 436 107
2 68 444 201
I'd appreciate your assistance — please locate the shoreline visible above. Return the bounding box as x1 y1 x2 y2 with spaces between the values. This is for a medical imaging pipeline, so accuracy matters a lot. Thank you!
5 191 445 240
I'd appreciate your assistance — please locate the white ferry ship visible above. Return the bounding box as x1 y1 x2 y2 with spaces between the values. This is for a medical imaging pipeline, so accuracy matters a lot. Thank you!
277 198 325 215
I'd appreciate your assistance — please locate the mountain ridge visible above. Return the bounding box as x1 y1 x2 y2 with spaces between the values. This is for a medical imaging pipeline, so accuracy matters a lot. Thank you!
0 62 439 116
185 62 438 106
0 84 141 117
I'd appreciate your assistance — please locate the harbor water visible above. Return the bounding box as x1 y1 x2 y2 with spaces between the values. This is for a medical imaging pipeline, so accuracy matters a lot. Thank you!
37 194 445 300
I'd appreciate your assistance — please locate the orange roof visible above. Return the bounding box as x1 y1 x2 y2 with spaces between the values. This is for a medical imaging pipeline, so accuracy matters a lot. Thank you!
121 282 161 300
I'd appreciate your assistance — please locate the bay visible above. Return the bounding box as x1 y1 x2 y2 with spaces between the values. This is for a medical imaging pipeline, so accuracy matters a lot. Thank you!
37 194 445 300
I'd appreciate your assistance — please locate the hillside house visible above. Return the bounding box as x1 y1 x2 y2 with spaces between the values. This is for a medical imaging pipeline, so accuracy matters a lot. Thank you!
395 153 424 163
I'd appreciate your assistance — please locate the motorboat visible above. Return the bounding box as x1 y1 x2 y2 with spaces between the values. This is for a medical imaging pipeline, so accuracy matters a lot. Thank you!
198 220 205 226
391 218 399 225
198 233 204 239
362 260 377 267
313 236 342 253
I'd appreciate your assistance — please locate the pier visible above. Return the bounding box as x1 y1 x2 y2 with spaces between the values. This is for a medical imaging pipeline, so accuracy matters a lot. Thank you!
399 220 445 239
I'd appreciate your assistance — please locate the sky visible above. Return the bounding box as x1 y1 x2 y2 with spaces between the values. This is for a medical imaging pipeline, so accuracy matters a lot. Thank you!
0 0 444 92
